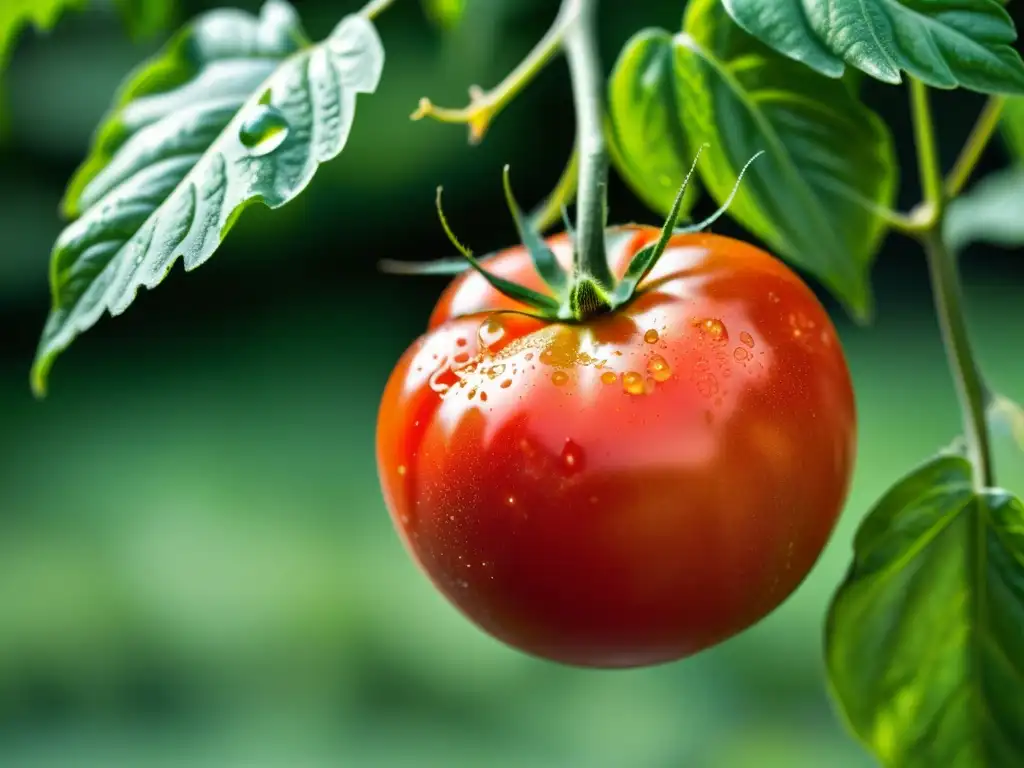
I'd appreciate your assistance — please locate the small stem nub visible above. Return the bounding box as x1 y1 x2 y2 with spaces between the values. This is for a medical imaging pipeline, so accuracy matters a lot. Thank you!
568 277 612 320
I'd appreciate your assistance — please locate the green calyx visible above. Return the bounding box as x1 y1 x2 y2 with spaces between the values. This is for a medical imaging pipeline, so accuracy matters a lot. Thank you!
383 147 763 323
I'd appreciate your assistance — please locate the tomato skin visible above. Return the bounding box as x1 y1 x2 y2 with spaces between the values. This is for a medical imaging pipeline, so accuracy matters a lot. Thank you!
377 226 856 668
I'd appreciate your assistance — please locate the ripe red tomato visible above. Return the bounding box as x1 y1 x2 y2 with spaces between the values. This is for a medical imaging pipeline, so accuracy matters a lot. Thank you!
377 225 856 668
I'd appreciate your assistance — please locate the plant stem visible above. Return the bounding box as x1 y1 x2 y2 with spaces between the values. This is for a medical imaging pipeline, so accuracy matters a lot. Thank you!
361 0 399 21
922 231 993 489
562 0 614 289
909 79 945 221
909 77 994 490
411 4 576 143
945 96 1007 199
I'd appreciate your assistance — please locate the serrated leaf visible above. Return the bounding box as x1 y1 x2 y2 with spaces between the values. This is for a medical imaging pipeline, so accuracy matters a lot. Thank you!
1002 97 1024 162
32 0 384 395
607 28 699 220
721 0 1024 94
944 167 1024 251
114 0 176 41
676 0 898 321
422 0 467 31
826 455 1024 767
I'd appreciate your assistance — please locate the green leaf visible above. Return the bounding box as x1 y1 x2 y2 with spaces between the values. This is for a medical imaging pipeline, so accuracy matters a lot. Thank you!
0 0 83 76
114 0 176 41
32 0 384 396
1002 97 1024 162
944 167 1024 252
721 0 1024 94
607 28 699 220
677 0 898 320
421 0 467 31
826 455 1024 767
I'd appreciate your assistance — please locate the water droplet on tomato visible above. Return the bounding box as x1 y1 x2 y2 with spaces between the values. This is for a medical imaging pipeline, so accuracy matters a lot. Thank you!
397 465 407 476
740 331 755 348
769 291 780 304
733 347 751 361
238 104 289 156
468 387 478 400
487 364 506 379
480 391 488 402
500 379 512 389
551 371 569 386
622 371 645 395
644 329 659 344
601 371 618 385
560 439 584 475
695 374 719 398
456 338 468 347
695 317 728 342
478 317 505 348
504 494 517 507
454 351 470 364
647 354 671 382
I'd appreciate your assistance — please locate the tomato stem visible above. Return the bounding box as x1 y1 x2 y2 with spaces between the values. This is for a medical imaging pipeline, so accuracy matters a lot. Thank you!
945 96 1006 200
562 0 616 300
410 3 575 143
909 78 994 491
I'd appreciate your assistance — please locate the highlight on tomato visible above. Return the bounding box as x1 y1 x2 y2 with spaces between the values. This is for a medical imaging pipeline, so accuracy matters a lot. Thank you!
376 161 856 668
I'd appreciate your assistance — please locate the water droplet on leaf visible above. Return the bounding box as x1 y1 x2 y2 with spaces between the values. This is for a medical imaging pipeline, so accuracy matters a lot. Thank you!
238 104 289 156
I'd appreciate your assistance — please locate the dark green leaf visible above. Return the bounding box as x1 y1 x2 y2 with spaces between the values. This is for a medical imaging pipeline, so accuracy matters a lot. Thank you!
826 455 1024 767
721 0 1024 93
1002 97 1024 162
32 0 384 395
677 0 898 320
114 0 176 40
944 167 1024 251
606 28 699 220
421 0 467 31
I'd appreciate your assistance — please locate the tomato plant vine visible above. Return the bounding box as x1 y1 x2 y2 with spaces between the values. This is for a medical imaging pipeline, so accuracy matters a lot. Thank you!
7 0 1024 765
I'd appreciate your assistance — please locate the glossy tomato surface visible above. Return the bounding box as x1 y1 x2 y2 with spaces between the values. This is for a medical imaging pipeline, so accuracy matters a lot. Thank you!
377 226 856 668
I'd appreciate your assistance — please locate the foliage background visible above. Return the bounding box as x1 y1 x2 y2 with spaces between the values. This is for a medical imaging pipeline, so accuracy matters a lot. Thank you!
0 0 1022 765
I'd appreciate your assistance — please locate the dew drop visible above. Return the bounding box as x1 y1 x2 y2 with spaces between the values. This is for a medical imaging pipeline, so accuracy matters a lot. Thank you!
487 364 506 379
695 317 728 342
238 104 290 156
453 352 470 364
740 331 755 348
500 379 512 389
478 317 505 348
456 338 468 348
467 387 478 400
647 354 672 382
505 494 517 507
601 371 618 385
733 347 751 361
622 371 645 395
769 291 780 304
695 374 719 398
397 465 407 476
525 352 534 361
480 391 488 402
551 371 569 386
644 329 659 344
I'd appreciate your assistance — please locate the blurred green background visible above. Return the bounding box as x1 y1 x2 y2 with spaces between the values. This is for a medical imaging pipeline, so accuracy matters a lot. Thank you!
1 0 1022 765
